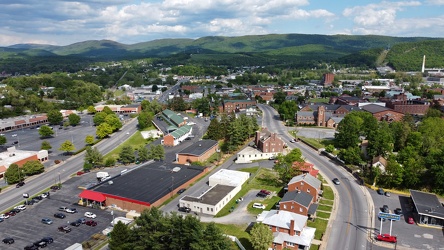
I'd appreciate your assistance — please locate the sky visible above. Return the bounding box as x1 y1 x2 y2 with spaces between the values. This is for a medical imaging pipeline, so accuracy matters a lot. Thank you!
0 0 443 46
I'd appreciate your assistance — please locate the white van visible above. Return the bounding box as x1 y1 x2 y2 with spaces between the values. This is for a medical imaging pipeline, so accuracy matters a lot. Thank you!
252 203 266 209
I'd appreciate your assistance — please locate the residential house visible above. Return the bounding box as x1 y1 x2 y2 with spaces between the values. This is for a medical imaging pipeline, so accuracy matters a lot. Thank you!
278 190 318 218
372 156 388 173
236 128 285 163
287 174 322 203
292 161 319 177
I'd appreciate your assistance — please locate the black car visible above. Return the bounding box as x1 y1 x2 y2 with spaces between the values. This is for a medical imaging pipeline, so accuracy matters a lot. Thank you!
377 188 384 195
77 218 86 224
31 198 40 203
177 188 186 194
54 213 66 219
50 185 60 191
382 205 389 213
33 240 47 248
332 178 340 185
256 192 267 198
24 200 35 205
394 208 402 215
16 181 25 188
178 207 191 213
41 237 53 244
70 221 81 227
11 208 21 214
2 237 14 244
24 244 39 250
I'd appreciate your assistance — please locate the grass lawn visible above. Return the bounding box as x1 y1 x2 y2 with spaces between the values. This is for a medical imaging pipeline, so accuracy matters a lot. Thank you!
113 89 124 96
317 204 333 212
247 196 281 215
238 166 259 174
104 128 154 160
212 223 253 250
322 186 334 200
310 244 320 250
308 98 329 103
307 218 328 240
319 199 333 206
298 137 333 149
316 211 331 219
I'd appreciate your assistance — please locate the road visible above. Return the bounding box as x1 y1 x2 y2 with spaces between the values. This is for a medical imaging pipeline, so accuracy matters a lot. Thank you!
258 104 373 250
0 118 139 213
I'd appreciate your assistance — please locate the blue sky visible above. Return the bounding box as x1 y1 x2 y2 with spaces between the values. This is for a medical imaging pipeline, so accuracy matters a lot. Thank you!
0 0 443 46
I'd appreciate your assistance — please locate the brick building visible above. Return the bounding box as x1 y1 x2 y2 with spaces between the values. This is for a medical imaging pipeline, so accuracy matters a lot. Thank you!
381 93 430 115
361 104 404 122
0 147 48 179
296 104 359 128
95 104 141 114
255 128 285 154
218 99 256 113
321 73 335 86
162 125 192 147
279 190 318 218
287 174 322 203
176 140 219 164
0 115 48 132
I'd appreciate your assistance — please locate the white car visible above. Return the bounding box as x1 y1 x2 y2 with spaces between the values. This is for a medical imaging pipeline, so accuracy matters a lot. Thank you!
252 203 266 209
41 193 48 198
84 212 96 218
15 205 26 211
0 214 10 219
12 134 17 137
65 208 77 214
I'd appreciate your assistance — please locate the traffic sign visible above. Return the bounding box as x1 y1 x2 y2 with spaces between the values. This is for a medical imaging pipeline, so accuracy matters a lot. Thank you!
378 212 401 221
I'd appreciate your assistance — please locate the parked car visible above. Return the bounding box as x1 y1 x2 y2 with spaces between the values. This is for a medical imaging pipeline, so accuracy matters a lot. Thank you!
34 195 43 200
177 188 186 194
408 217 415 224
15 205 26 211
332 178 340 185
256 192 267 198
376 234 397 243
11 134 17 137
377 188 384 195
31 197 40 203
77 218 86 224
11 208 21 214
41 192 50 198
259 190 271 195
58 226 71 233
41 218 53 225
33 241 47 248
0 218 3 223
76 171 84 176
252 203 266 209
394 208 402 215
5 211 16 216
382 205 389 213
40 237 53 244
86 220 98 227
58 206 68 212
54 213 66 219
84 212 96 218
70 221 81 227
0 214 10 219
2 237 14 244
178 207 191 213
24 200 35 205
50 185 60 191
24 244 39 250
268 156 276 160
385 191 391 197
16 181 25 188
65 208 77 214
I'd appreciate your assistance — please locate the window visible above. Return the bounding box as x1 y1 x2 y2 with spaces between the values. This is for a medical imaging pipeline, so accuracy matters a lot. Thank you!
286 242 295 247
283 204 287 209
307 188 310 192
207 207 209 211
299 207 303 212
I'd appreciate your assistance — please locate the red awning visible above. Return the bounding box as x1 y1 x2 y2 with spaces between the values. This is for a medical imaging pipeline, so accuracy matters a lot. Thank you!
79 190 106 202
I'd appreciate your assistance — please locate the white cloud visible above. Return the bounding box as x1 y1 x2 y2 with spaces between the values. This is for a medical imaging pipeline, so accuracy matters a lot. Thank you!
426 0 444 5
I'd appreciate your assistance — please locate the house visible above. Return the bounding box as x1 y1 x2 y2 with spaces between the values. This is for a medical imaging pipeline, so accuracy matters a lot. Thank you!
176 140 219 164
287 174 322 203
361 104 404 122
162 125 192 147
372 156 387 173
256 210 316 250
278 190 318 218
218 99 257 113
296 104 359 128
321 73 335 87
292 162 319 177
236 128 285 163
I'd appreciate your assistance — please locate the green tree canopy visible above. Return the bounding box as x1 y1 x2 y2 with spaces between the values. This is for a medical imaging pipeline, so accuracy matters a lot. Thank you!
138 146 150 162
87 105 96 114
84 146 104 168
105 114 123 131
68 113 81 126
0 135 6 145
38 125 54 137
148 145 165 161
93 112 108 125
138 111 154 130
119 145 135 164
102 106 114 115
167 97 188 111
59 140 76 154
273 148 304 184
85 135 95 145
5 163 24 184
22 160 45 176
250 223 274 250
96 123 113 139
278 100 299 122
109 221 132 250
41 140 52 150
47 109 63 125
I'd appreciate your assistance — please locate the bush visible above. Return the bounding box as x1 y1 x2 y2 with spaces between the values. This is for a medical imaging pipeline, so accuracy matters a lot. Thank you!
105 157 116 167
54 160 61 164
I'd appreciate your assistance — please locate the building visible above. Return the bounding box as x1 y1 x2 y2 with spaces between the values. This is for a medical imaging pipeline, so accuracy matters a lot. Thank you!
176 140 219 164
0 146 48 179
78 161 207 213
179 169 249 215
410 190 444 228
162 125 192 147
292 162 319 178
236 128 285 163
321 73 335 86
256 210 316 250
0 115 48 132
296 104 359 128
218 99 257 113
95 104 141 114
371 156 387 173
278 190 318 218
381 93 430 115
360 104 404 122
287 174 322 203
161 109 187 127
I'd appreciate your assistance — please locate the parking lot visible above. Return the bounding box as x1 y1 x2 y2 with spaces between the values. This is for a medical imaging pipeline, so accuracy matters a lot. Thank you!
0 167 128 249
370 188 444 249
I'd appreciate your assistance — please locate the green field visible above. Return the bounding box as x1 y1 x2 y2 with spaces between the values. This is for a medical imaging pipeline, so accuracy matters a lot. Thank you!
322 186 334 200
307 218 328 240
317 204 333 212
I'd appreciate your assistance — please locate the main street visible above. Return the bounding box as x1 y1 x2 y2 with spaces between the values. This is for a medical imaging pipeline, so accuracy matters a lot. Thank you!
0 118 139 213
258 104 373 250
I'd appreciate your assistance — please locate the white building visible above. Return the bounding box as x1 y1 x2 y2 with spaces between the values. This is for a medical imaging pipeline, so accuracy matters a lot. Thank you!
209 169 250 187
0 147 48 178
236 146 277 164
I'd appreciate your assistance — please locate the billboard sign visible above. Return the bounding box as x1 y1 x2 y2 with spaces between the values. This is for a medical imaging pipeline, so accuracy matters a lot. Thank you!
378 212 401 221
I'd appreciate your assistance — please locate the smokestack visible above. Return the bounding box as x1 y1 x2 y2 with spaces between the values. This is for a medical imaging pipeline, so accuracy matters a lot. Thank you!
422 55 426 73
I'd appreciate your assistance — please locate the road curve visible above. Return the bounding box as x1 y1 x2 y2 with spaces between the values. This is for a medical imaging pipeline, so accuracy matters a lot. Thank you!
259 104 372 250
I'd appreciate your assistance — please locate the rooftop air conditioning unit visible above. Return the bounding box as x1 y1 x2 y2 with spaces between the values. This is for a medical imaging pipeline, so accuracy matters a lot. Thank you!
172 167 181 173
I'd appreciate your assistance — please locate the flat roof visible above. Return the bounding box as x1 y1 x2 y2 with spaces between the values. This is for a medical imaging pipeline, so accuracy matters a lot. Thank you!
93 161 205 204
410 189 444 219
178 139 218 157
181 184 236 206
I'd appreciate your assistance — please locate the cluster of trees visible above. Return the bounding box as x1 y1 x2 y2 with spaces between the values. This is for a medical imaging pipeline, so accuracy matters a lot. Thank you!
92 106 123 138
109 207 231 250
334 110 444 194
273 148 304 184
138 100 163 130
119 144 165 165
4 161 45 184
205 113 259 153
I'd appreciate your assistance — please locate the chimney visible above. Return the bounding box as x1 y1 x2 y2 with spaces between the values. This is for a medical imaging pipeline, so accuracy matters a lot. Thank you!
255 131 260 145
289 220 295 236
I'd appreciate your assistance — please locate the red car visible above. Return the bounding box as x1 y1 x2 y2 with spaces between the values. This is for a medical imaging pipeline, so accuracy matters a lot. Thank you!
376 234 397 243
86 220 97 227
408 217 415 224
76 171 84 176
260 189 271 195
5 211 16 216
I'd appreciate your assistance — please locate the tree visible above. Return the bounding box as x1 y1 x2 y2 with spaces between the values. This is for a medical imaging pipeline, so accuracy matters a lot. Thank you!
84 146 103 168
105 157 116 167
93 112 108 125
367 122 393 158
191 97 211 116
41 140 52 150
109 221 132 250
250 223 274 250
102 106 114 115
59 140 76 155
87 105 96 114
278 100 298 122
334 112 364 148
273 148 304 184
381 156 404 188
47 109 63 125
0 135 6 145
22 160 45 176
206 118 222 140
199 222 231 249
38 125 54 137
273 91 286 105
119 145 135 164
138 146 150 162
338 146 363 165
148 145 165 161
105 114 123 131
85 135 95 145
167 97 187 111
138 111 154 130
68 113 81 126
152 84 159 92
4 163 24 184
96 123 113 139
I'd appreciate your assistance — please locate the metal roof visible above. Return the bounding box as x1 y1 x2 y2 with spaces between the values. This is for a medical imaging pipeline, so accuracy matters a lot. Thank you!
169 125 191 139
178 139 218 157
410 189 444 220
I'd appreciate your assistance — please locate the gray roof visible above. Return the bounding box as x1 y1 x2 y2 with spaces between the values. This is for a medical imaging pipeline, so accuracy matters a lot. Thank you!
181 184 235 206
360 104 390 114
281 191 313 208
289 174 321 189
178 140 218 157
308 203 319 215
410 190 444 220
